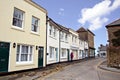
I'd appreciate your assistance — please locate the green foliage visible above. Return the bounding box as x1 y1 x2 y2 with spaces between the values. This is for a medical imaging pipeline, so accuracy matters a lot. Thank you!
112 29 120 47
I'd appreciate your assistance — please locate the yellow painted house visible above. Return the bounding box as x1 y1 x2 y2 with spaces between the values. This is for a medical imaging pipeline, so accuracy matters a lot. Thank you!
0 0 47 72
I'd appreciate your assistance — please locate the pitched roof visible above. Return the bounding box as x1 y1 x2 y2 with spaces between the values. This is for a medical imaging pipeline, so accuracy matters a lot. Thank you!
99 45 107 51
47 17 61 30
58 24 69 33
106 18 120 28
76 27 87 32
87 29 95 36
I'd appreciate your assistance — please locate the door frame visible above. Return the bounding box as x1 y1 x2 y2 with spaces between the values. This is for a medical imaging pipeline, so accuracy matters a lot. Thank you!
0 41 10 72
38 46 44 67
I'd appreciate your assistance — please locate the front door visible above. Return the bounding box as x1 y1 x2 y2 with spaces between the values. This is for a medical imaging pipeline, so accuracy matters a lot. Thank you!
55 48 58 62
67 49 70 61
0 42 10 72
38 47 44 67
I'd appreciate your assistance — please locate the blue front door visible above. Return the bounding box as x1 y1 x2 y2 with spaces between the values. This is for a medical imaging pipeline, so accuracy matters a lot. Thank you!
55 48 58 62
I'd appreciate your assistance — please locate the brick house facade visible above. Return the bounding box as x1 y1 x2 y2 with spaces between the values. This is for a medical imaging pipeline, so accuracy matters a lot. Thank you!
106 19 120 46
106 18 120 68
77 27 95 58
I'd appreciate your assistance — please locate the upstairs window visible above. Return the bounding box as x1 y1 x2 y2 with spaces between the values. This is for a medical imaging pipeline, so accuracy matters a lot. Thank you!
75 36 77 43
31 16 39 32
49 25 52 35
12 8 24 28
65 34 68 41
53 28 56 37
61 32 64 40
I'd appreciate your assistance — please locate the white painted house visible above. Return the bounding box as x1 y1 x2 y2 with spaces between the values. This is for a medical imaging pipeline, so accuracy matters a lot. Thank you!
46 18 61 64
79 39 88 59
79 39 85 59
84 41 89 58
69 28 79 60
97 44 107 57
59 25 70 62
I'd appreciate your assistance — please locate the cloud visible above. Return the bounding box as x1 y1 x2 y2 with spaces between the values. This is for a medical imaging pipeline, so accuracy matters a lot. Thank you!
78 0 120 31
58 8 65 16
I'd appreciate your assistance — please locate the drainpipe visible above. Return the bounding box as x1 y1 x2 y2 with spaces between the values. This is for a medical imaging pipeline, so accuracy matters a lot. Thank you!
59 30 61 63
45 16 48 66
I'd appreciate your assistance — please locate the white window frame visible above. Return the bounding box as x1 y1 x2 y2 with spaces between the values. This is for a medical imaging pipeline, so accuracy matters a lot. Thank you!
49 47 55 59
60 32 64 41
16 44 33 64
61 48 67 58
49 25 52 35
53 28 56 37
31 16 39 33
12 7 24 30
65 34 68 42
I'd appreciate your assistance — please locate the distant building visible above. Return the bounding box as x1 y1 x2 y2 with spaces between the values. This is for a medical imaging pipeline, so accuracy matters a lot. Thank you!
97 44 107 57
77 27 95 58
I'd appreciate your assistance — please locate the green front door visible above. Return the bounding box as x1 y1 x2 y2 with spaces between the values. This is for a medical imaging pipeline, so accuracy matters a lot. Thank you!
38 47 44 67
0 42 10 72
67 49 70 61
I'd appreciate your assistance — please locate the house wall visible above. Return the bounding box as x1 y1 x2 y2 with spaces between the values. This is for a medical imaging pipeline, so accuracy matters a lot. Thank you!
47 21 60 64
99 51 107 57
0 0 47 72
107 26 120 46
88 31 95 57
60 32 70 62
88 32 94 48
69 29 79 60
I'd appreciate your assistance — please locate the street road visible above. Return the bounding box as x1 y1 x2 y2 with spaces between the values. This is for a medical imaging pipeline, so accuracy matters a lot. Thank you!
41 58 120 80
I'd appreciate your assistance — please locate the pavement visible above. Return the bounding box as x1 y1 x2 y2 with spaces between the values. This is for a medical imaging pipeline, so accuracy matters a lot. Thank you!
0 57 120 80
98 59 120 73
42 58 120 80
0 59 88 80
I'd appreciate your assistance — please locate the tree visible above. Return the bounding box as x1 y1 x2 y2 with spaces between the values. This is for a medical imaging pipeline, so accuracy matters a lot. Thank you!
112 29 120 47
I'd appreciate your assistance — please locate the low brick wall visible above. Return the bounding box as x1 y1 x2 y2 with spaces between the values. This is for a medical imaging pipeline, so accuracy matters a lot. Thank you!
107 46 120 68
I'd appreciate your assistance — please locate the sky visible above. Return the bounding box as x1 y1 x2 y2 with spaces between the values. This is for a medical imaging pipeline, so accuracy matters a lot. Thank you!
33 0 120 53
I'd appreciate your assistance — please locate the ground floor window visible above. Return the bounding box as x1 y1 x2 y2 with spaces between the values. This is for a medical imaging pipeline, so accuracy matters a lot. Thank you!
16 44 33 63
61 48 67 58
49 47 55 59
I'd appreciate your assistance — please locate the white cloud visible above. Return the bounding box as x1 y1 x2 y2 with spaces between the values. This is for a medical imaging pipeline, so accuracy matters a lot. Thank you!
58 8 65 16
60 8 64 11
78 0 120 31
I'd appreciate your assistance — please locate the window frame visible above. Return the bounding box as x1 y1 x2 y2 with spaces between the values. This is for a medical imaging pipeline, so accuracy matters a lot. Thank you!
16 44 33 64
31 16 40 33
61 48 67 58
12 7 24 30
49 47 55 59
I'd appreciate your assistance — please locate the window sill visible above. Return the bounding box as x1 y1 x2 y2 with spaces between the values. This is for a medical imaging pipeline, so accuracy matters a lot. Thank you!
31 31 40 36
60 40 68 43
16 61 33 66
49 35 57 40
11 26 25 32
61 57 67 58
49 58 55 61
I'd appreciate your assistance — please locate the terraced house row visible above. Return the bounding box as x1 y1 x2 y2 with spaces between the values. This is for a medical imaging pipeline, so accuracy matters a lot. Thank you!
0 0 95 73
